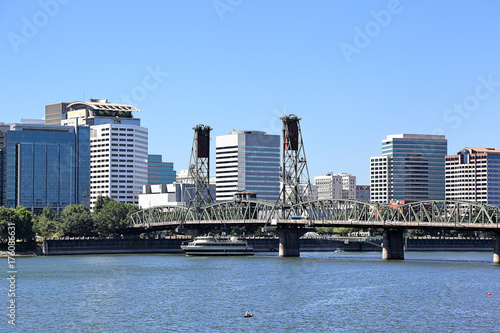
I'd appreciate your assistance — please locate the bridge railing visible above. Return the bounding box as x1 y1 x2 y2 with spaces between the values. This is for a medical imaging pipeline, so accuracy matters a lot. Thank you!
288 199 383 222
128 205 189 227
381 201 500 225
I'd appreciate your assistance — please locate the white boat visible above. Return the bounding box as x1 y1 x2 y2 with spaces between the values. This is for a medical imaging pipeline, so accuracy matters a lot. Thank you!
180 235 254 256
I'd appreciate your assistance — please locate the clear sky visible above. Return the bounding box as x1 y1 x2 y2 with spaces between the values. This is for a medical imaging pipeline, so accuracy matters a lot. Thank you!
2 0 500 185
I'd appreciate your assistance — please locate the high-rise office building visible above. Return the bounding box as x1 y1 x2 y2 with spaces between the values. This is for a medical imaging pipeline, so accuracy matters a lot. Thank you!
370 156 391 203
46 99 148 209
445 147 500 206
356 185 370 201
147 154 175 185
0 122 90 212
88 122 147 208
370 134 447 203
216 130 280 202
339 173 356 199
314 172 356 200
44 102 70 125
315 173 341 200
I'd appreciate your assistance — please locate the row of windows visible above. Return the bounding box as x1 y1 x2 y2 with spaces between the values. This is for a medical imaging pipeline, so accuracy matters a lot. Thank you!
91 180 134 184
92 148 109 153
111 153 136 156
215 150 238 155
216 155 238 160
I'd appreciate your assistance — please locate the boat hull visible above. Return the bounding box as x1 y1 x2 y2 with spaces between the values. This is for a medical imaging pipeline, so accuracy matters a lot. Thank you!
181 236 254 256
181 246 254 256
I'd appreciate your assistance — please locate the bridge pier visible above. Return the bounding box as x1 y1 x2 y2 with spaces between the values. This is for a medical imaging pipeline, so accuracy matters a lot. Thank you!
382 228 405 260
274 228 308 257
494 232 500 266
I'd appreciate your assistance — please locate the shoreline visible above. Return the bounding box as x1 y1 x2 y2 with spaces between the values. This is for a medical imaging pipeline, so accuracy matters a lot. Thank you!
0 251 38 257
0 236 495 256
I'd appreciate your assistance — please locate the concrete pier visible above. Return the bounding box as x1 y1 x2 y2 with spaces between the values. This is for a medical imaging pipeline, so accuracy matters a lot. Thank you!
494 232 500 265
275 229 307 257
382 228 405 260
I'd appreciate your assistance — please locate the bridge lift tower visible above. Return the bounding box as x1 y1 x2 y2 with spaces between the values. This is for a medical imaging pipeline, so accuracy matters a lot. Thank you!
272 114 313 257
187 124 213 209
279 114 313 211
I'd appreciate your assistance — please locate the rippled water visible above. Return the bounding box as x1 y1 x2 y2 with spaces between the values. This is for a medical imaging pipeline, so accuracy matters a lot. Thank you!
2 252 500 332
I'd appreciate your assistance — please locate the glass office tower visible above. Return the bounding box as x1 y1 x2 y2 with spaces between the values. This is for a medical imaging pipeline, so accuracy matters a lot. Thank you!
371 134 447 203
1 123 90 212
147 154 176 184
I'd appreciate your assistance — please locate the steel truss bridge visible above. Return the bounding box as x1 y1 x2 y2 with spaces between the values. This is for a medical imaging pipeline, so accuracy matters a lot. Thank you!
128 199 500 231
127 117 500 263
127 199 500 264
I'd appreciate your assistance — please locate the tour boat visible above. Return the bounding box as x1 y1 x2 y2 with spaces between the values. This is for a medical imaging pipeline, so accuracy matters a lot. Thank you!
181 235 254 256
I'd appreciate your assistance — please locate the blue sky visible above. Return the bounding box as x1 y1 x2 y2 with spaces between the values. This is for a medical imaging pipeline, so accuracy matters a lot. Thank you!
2 0 500 185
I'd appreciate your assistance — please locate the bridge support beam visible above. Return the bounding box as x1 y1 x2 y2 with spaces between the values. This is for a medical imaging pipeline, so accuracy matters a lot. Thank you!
274 229 308 257
382 228 404 260
494 232 500 266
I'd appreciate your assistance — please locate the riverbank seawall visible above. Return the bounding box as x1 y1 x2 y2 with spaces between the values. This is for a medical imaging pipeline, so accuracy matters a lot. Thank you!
38 236 495 255
42 236 190 255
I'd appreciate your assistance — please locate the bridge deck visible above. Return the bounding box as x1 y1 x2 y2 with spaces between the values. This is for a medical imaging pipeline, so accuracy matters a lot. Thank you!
129 219 500 232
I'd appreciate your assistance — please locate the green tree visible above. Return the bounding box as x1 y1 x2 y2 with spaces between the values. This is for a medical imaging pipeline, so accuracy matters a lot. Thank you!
316 227 334 234
94 196 113 214
333 227 353 235
0 206 34 241
0 207 17 241
33 206 63 237
94 110 112 117
94 200 138 235
117 111 133 118
61 205 94 236
15 206 34 241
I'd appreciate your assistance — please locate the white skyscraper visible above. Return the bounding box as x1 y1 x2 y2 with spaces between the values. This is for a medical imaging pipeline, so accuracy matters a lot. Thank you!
370 156 391 203
216 130 280 202
89 123 148 208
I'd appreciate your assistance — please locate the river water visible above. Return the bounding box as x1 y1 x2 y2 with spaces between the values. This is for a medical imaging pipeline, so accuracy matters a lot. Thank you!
2 251 499 332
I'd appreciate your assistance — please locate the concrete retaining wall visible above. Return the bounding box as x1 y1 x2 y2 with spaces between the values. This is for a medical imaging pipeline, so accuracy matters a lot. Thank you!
43 236 190 255
40 236 494 255
406 238 494 251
